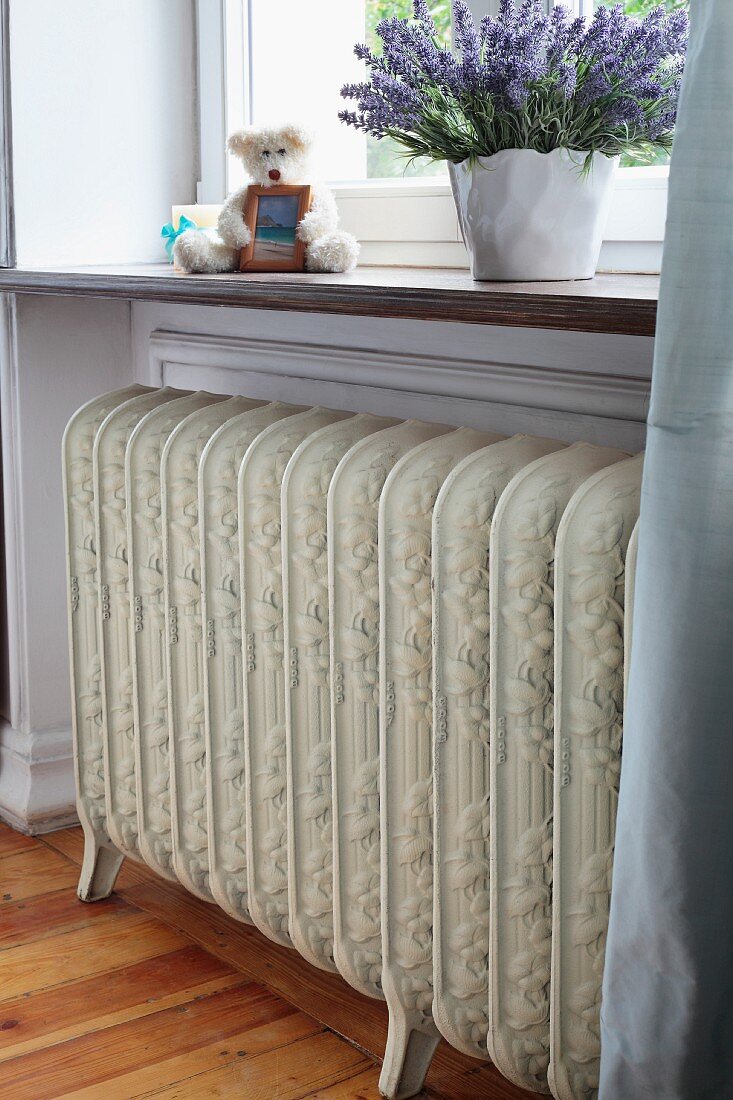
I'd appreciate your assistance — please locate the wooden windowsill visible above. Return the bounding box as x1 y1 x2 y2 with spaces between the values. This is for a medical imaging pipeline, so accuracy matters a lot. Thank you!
0 263 659 336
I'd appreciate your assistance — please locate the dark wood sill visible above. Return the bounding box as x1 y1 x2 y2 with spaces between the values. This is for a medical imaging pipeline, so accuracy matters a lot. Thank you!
0 264 659 336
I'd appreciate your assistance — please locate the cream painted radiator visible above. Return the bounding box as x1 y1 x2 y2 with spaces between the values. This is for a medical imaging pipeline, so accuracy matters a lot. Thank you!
63 385 642 1100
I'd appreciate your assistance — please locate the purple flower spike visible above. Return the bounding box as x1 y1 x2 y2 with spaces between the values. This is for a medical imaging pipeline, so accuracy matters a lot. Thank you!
339 0 688 165
412 0 437 35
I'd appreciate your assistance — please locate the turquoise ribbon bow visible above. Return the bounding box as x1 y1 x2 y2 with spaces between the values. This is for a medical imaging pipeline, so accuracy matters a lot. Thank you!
161 214 199 262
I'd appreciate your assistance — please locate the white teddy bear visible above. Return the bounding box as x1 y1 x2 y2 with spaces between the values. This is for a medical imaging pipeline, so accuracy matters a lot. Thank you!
174 124 359 274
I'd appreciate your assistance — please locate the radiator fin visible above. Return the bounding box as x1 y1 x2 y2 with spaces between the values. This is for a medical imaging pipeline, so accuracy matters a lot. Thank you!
282 413 398 972
378 427 505 1094
487 443 628 1094
329 419 452 1001
239 407 351 947
164 396 263 900
201 401 305 924
63 385 149 857
431 434 566 1060
95 388 183 862
549 454 643 1100
127 391 221 880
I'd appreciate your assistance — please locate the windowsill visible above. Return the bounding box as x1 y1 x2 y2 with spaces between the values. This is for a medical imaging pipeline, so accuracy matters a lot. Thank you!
0 264 659 336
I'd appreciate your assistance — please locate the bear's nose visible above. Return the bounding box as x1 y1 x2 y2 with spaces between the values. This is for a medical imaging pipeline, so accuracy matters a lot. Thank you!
268 168 281 181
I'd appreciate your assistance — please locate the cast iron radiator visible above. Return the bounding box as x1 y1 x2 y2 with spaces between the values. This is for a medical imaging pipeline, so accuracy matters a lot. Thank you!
63 385 642 1100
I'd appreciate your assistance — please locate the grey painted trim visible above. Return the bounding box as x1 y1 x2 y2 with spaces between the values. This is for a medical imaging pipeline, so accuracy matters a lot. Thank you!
0 0 14 267
0 292 23 730
150 328 650 423
147 328 649 452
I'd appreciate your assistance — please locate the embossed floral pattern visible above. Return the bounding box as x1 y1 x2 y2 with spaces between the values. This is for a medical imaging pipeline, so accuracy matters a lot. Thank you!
78 653 106 830
290 432 373 965
437 467 507 1052
70 474 106 826
499 476 567 1089
338 442 401 989
98 416 144 854
205 415 286 918
167 410 237 895
387 450 463 1024
560 484 637 1098
247 426 322 941
132 417 180 874
66 394 138 841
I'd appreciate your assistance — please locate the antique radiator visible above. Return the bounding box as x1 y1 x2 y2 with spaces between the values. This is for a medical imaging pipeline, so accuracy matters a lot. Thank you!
63 385 642 1100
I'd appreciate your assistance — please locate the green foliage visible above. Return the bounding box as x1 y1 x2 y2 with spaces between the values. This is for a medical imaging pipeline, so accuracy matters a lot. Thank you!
607 0 686 14
366 0 451 178
366 0 451 44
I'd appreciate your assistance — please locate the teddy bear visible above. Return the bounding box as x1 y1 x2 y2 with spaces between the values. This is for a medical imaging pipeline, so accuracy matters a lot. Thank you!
174 124 359 274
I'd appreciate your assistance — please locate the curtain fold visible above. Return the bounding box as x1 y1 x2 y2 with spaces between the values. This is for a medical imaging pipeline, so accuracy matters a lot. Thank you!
600 2 733 1097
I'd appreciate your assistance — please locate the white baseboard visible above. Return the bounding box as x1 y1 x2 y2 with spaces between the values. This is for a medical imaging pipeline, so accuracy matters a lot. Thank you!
0 721 78 834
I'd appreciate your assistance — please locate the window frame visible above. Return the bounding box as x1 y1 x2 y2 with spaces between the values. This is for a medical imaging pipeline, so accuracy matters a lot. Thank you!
196 0 669 273
0 0 14 267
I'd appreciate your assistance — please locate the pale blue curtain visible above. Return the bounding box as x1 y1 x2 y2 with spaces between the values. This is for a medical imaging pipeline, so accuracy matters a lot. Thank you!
600 1 733 1096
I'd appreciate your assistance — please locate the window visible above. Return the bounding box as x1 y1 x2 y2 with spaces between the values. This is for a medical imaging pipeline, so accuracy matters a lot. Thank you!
198 0 687 273
220 0 450 188
243 0 366 184
364 0 451 179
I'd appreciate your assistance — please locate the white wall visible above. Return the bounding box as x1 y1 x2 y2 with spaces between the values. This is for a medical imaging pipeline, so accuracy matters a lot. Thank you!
9 0 198 266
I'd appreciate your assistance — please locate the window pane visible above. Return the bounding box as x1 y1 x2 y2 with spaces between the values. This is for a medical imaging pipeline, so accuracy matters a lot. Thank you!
248 0 367 182
246 0 451 183
365 0 451 179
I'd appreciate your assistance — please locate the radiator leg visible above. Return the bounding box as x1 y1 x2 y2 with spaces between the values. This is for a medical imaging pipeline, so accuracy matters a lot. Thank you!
379 1008 440 1099
77 825 124 902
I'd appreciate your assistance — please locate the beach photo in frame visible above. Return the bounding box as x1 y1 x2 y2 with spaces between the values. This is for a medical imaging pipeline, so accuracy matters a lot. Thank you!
240 184 311 272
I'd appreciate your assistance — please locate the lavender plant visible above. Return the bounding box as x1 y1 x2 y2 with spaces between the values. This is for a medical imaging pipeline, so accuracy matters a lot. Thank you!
339 0 688 167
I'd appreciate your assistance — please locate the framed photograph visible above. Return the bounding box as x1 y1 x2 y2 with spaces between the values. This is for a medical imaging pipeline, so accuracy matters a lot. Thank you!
240 184 312 272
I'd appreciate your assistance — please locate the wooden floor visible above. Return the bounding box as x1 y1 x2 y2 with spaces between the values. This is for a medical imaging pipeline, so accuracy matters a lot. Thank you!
0 823 533 1099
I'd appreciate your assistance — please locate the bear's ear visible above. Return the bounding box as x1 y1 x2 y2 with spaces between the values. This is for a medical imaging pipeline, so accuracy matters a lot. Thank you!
279 124 312 153
227 129 256 158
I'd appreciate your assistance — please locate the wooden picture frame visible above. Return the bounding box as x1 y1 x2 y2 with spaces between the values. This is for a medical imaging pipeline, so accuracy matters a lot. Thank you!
240 184 311 272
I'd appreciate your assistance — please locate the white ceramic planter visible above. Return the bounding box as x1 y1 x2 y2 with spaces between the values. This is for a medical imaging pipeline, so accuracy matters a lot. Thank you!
449 148 618 282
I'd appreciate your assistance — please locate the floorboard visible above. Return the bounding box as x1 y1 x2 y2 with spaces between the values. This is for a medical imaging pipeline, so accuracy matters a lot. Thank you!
0 888 131 949
0 945 239 1062
0 912 188 1001
0 822 37 857
62 1013 327 1100
302 1068 385 1099
1 847 80 904
0 824 536 1098
2 983 300 1099
143 1031 371 1100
